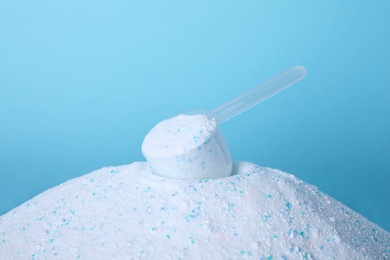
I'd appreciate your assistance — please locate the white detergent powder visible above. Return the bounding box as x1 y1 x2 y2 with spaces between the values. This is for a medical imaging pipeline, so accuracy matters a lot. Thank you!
0 161 389 259
142 113 232 180
142 114 217 159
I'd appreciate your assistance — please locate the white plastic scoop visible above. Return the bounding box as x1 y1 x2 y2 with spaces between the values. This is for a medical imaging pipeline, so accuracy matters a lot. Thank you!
142 66 307 180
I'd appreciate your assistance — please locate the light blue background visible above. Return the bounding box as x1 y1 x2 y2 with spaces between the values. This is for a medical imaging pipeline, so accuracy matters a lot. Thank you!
1 1 389 231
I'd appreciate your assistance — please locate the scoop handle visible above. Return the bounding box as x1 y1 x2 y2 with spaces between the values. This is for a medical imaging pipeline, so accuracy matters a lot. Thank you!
210 66 307 124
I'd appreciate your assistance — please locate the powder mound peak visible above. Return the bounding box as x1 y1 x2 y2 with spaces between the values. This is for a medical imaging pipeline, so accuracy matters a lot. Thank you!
0 161 389 259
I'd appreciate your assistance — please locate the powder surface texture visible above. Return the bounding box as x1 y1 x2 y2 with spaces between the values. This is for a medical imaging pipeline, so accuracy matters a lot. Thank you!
142 113 217 159
1 161 389 259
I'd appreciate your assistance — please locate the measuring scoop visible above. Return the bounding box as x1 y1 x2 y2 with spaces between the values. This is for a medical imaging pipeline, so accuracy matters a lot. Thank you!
142 66 307 180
